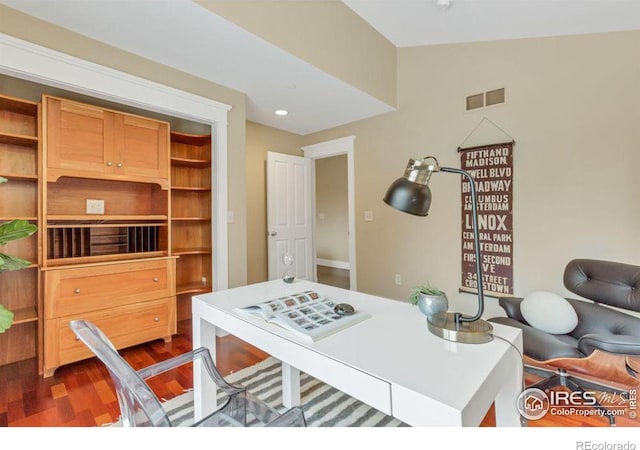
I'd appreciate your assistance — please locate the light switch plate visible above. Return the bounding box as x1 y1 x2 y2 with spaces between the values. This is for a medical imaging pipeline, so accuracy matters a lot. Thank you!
86 199 105 214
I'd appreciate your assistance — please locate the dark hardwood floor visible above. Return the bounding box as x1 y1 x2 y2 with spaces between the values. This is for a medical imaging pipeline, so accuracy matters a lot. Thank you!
0 320 268 427
1 318 638 428
316 265 350 289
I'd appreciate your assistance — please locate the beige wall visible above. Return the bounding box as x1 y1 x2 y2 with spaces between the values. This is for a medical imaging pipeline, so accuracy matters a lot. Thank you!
0 5 249 287
303 30 640 319
315 155 349 263
245 121 303 284
199 0 397 107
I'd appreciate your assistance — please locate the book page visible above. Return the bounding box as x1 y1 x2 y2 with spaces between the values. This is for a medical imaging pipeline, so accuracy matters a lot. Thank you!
235 290 371 342
234 291 319 322
269 292 370 342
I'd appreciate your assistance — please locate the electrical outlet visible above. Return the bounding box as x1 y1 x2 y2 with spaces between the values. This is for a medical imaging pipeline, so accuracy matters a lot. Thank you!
86 199 105 214
318 212 325 220
364 210 374 221
395 274 402 285
201 276 207 286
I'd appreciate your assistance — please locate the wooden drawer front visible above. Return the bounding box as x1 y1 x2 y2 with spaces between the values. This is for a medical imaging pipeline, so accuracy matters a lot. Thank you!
46 259 176 318
47 296 176 368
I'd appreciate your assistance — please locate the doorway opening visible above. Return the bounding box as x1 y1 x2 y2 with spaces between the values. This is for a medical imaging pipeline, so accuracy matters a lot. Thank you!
302 136 356 291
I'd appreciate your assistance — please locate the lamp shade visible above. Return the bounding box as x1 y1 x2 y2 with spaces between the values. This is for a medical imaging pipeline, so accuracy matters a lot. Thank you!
383 157 436 216
383 177 432 216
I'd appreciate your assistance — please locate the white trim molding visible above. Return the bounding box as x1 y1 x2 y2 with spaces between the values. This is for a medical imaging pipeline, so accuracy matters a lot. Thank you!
0 33 232 290
316 259 350 270
302 136 357 291
302 136 355 159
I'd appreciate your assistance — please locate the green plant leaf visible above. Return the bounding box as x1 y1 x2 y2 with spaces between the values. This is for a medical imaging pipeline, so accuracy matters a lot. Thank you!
0 219 37 246
407 281 444 305
0 304 14 333
0 176 7 184
0 253 32 271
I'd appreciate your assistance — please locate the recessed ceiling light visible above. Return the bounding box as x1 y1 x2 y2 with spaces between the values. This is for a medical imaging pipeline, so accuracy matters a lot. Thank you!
275 109 288 116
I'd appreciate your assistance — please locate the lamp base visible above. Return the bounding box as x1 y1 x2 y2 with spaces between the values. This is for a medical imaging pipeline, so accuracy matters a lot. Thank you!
427 312 493 344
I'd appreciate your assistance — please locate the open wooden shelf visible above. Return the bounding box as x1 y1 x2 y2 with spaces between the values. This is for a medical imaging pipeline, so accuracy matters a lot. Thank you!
170 131 212 322
171 217 210 221
172 247 212 256
176 282 212 296
47 214 168 222
170 156 211 168
44 250 169 267
11 306 38 325
0 132 38 147
0 216 37 221
0 90 40 368
0 172 38 181
171 186 211 192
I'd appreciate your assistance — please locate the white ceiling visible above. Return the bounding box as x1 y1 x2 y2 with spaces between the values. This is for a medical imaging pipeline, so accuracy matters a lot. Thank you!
344 0 640 47
2 0 639 135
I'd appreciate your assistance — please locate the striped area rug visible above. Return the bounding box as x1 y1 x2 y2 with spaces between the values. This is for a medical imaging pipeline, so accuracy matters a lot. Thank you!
143 356 407 427
224 357 406 427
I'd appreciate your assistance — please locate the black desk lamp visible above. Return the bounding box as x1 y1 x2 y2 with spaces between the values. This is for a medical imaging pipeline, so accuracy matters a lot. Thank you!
383 156 493 344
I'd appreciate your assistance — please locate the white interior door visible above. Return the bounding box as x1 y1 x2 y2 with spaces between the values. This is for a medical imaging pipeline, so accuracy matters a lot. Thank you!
267 151 313 281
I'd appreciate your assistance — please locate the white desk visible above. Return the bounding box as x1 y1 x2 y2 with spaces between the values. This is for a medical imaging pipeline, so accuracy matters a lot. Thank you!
192 280 523 426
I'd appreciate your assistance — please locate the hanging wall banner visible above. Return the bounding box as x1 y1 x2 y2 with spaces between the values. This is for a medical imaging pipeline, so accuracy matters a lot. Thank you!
459 142 514 297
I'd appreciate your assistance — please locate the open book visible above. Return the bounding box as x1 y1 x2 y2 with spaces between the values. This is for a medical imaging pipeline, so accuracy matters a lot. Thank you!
233 290 371 343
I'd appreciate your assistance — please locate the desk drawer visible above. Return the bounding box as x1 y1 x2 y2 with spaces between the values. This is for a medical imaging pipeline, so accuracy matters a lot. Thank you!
45 296 176 370
45 258 176 318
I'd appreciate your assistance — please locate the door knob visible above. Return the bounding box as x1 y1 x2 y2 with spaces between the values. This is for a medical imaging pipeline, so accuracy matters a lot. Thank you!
269 231 277 237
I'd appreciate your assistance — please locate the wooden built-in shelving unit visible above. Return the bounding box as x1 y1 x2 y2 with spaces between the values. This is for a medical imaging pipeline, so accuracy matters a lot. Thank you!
0 94 41 367
0 93 213 375
170 132 212 321
40 95 176 377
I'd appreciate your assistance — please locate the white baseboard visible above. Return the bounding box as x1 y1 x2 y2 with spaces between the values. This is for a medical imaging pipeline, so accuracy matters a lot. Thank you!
316 259 350 270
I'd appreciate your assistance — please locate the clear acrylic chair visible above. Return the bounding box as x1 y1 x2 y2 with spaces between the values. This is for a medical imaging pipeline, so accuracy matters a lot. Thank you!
69 319 307 427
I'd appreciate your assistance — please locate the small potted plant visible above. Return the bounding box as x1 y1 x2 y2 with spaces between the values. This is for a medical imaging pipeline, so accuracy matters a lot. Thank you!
408 282 448 318
0 176 38 333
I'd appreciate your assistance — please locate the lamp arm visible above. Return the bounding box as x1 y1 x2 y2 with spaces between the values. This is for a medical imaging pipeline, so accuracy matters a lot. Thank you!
440 166 485 324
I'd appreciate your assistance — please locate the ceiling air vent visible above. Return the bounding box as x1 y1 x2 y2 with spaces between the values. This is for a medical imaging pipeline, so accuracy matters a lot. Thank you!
466 88 505 111
485 88 505 106
466 93 484 111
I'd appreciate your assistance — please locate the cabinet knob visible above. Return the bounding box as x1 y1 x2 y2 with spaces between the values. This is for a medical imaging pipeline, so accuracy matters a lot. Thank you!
117 162 123 168
106 161 113 167
75 337 80 341
153 277 159 282
154 317 159 322
74 288 81 294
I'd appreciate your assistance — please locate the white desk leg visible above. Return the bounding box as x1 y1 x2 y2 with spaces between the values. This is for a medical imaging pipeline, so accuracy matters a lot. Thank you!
193 312 219 421
281 362 301 408
494 338 525 427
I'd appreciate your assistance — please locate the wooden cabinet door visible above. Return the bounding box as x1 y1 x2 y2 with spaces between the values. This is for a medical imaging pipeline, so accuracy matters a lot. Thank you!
45 96 115 179
114 114 169 185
